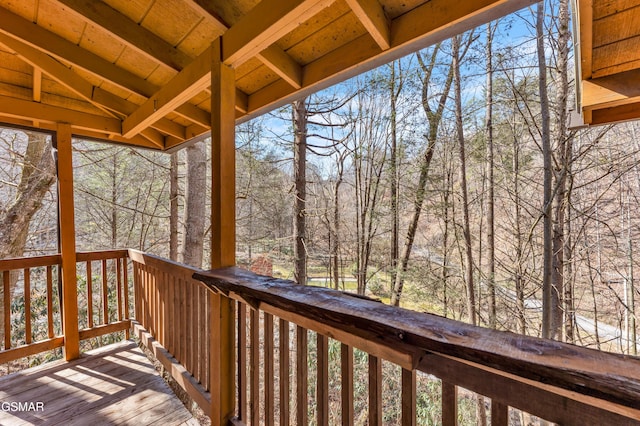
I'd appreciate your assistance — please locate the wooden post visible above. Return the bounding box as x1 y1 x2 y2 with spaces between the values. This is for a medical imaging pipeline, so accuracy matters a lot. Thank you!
210 36 236 426
57 123 80 360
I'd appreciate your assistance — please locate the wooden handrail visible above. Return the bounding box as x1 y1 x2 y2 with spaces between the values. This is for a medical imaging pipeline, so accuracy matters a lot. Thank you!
0 250 132 365
195 266 640 423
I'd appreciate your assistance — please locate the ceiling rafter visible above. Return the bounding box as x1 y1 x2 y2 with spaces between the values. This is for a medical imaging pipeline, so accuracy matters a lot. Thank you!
0 34 180 147
222 0 335 68
345 0 391 50
187 0 302 88
52 0 191 71
122 44 213 138
32 68 42 102
0 95 158 149
123 0 331 138
0 5 224 127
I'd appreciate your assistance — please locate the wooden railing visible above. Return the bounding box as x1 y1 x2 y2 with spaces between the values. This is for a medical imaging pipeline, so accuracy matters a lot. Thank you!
194 267 640 426
4 250 640 424
128 249 212 413
0 250 131 365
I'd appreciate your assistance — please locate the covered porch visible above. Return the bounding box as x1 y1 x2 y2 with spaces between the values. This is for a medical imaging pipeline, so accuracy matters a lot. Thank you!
0 0 639 424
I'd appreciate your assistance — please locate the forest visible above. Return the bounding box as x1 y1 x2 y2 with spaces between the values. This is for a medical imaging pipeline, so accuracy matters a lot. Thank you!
0 0 637 360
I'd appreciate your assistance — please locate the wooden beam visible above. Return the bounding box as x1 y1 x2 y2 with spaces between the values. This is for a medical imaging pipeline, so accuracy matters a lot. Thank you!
187 0 303 88
222 0 335 67
56 123 80 361
588 102 640 126
122 44 213 138
0 34 181 146
345 0 391 50
582 69 640 110
209 38 236 426
578 0 593 79
257 48 303 89
52 0 191 71
241 0 537 121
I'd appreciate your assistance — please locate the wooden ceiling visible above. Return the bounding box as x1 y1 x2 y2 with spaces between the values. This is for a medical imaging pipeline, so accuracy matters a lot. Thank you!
0 0 536 151
578 0 640 126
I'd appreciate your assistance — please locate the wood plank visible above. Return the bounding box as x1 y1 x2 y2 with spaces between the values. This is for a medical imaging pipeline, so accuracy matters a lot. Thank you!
279 318 290 426
122 44 212 138
264 312 274 426
594 0 640 20
24 269 31 344
250 308 259 425
420 353 640 424
78 320 130 340
0 254 61 271
102 259 108 325
441 381 457 426
52 0 191 71
593 5 640 48
402 368 416 426
491 400 509 426
341 343 354 426
317 333 329 426
86 261 93 328
578 0 593 80
296 325 308 425
3 270 9 349
368 354 382 426
133 322 211 415
0 340 195 425
345 0 391 50
222 0 335 67
56 124 79 359
237 302 247 422
194 267 640 410
0 336 65 366
46 266 54 338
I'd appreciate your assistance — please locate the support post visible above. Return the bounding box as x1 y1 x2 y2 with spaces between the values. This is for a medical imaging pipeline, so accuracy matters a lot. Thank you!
56 123 79 360
210 37 236 426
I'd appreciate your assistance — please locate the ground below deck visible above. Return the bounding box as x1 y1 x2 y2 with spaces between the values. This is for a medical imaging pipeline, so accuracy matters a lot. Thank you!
0 340 198 425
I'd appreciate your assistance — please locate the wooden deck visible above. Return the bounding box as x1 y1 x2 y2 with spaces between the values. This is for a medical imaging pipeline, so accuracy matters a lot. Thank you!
0 340 198 425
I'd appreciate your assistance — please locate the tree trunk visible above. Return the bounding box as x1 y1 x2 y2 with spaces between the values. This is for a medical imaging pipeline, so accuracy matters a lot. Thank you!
182 141 207 268
485 22 497 329
389 61 401 287
169 152 179 261
537 1 557 340
293 98 308 285
0 131 56 345
391 45 454 306
453 34 476 327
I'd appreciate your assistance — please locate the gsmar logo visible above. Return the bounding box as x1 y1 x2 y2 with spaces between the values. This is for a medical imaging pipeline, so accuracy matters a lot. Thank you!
0 401 45 412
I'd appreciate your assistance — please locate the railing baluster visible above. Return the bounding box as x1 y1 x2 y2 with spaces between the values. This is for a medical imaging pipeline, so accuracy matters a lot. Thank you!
3 270 10 349
264 312 274 426
238 302 247 422
87 261 93 328
296 325 308 425
101 259 108 325
116 258 123 321
317 333 329 426
442 381 457 426
369 354 382 426
24 269 31 345
341 343 354 426
46 266 53 338
402 368 416 426
250 308 259 425
279 318 290 426
491 400 508 426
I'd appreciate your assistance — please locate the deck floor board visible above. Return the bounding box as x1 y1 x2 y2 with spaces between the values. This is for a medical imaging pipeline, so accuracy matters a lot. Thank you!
0 340 197 425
